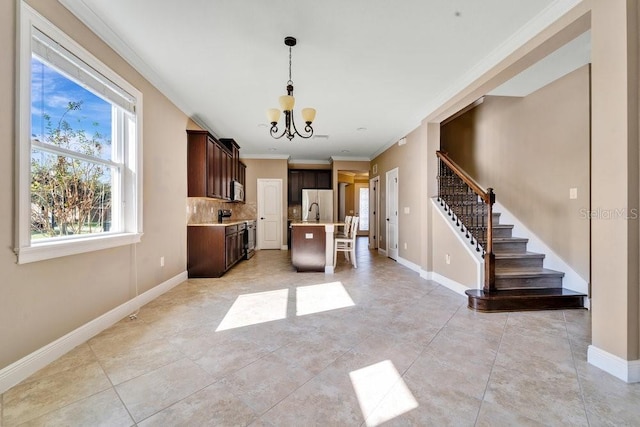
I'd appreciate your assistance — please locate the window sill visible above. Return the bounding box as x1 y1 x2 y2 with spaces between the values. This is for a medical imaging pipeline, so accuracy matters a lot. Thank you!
15 232 143 264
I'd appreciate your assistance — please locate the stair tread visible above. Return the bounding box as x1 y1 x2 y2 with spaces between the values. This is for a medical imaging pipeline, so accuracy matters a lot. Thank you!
493 224 513 229
494 237 528 242
495 268 565 278
495 251 544 259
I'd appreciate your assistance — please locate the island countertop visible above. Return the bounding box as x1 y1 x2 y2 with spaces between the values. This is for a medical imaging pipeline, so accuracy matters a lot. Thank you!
290 220 345 226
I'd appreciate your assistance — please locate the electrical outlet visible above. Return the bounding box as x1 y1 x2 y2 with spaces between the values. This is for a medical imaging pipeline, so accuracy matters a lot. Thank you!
404 242 407 250
210 207 214 213
194 206 197 213
445 254 451 264
293 208 297 214
160 256 165 267
569 188 578 199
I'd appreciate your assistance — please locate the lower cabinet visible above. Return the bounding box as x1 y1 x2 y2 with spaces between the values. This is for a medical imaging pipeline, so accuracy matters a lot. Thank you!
188 224 245 278
291 225 326 272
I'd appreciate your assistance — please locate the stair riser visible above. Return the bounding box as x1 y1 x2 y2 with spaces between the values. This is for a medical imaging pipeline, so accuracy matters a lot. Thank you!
495 257 544 270
493 213 501 224
495 276 563 290
492 227 513 238
493 241 527 254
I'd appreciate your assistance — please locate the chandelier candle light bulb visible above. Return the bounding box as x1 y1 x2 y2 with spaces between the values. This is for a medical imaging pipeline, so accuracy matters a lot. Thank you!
267 36 316 140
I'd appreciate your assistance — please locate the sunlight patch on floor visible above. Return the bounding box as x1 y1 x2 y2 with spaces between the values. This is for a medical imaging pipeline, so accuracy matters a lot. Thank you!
296 281 355 316
349 360 418 426
215 289 289 331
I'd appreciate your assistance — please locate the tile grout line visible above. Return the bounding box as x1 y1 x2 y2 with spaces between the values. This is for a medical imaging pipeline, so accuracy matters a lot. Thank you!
87 335 139 426
473 310 510 426
564 310 592 427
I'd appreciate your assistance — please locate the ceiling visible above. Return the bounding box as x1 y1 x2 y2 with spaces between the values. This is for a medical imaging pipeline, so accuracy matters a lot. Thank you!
60 0 589 162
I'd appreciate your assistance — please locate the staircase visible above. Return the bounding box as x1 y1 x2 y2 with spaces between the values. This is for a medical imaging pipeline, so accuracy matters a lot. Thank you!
465 211 586 312
436 150 586 312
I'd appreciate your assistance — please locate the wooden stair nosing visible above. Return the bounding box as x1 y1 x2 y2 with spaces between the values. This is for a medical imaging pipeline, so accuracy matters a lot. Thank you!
466 288 586 312
494 251 545 260
494 268 565 279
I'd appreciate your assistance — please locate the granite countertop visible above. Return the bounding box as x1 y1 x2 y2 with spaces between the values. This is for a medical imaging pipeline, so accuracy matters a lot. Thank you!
188 219 256 227
290 220 345 226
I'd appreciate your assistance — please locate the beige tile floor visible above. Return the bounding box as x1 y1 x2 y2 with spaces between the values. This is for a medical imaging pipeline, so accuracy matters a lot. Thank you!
2 238 640 426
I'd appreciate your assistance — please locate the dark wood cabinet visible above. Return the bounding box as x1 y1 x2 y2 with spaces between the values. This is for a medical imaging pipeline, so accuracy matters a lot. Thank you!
302 171 317 189
225 225 238 270
291 225 326 272
212 142 224 199
188 223 245 278
316 170 332 189
238 161 246 189
188 131 245 202
187 130 218 198
288 169 332 204
288 170 302 204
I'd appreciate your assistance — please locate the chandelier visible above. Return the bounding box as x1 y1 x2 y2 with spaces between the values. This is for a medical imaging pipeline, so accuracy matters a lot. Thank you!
267 36 316 140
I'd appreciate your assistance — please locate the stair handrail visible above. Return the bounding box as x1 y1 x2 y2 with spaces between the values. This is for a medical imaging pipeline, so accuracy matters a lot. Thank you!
436 150 495 292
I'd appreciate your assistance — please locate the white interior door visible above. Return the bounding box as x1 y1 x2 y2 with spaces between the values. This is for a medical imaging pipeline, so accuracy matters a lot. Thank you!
386 168 399 260
369 177 379 249
257 179 282 250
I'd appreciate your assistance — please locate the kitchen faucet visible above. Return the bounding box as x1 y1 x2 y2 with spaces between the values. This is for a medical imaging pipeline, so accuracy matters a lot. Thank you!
309 202 320 221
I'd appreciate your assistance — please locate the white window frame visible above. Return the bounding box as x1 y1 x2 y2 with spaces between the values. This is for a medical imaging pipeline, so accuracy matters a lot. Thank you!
15 2 143 264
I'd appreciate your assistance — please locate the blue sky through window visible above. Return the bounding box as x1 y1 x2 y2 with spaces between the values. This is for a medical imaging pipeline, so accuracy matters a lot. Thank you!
31 56 112 156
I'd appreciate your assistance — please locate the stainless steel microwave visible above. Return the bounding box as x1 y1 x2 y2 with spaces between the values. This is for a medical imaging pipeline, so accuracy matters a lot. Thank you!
231 180 244 202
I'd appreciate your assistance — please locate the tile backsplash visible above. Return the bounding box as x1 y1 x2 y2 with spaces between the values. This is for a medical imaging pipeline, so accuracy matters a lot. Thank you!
187 198 257 224
288 205 302 221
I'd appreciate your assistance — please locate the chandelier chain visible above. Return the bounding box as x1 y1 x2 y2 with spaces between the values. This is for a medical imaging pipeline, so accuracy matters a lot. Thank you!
288 45 292 84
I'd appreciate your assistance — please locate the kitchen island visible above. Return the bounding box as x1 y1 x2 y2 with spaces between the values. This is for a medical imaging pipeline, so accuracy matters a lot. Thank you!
290 221 344 273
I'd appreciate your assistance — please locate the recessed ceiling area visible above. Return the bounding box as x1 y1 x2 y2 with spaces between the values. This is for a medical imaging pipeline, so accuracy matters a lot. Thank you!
489 30 591 97
60 0 586 161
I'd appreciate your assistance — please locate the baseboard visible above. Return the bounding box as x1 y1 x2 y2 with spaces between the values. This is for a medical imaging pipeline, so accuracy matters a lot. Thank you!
281 245 288 250
428 272 470 297
420 269 431 280
397 256 421 273
588 345 640 383
0 271 188 394
378 248 387 256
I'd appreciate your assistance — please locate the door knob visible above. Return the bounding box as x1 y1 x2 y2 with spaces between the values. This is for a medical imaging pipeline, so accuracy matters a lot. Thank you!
260 217 265 220
386 218 389 221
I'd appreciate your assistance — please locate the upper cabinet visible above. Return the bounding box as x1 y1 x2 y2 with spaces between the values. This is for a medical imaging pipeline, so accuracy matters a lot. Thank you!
288 169 332 204
187 131 245 202
315 170 332 189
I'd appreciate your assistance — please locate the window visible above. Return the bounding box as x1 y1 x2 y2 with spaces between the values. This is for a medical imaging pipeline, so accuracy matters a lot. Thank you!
16 3 143 264
359 187 369 231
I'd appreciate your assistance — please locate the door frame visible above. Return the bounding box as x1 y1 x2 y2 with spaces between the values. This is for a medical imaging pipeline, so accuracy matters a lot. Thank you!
369 176 380 249
386 168 399 260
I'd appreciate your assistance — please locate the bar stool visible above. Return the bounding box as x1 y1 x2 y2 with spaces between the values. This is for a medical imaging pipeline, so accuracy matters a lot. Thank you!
334 216 359 268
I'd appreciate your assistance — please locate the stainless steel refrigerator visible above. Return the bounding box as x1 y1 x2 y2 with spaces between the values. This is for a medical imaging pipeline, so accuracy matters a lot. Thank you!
302 189 334 222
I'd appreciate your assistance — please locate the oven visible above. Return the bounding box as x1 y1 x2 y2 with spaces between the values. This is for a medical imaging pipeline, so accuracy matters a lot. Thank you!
244 220 256 259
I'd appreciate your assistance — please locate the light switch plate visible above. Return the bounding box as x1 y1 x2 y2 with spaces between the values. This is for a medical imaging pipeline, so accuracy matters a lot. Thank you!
305 233 313 239
404 207 410 214
570 188 578 199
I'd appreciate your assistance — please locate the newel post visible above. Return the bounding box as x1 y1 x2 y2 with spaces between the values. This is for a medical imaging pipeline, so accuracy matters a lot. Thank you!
484 188 496 292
